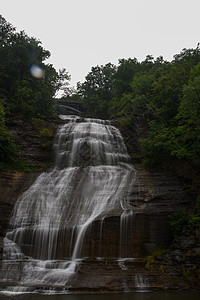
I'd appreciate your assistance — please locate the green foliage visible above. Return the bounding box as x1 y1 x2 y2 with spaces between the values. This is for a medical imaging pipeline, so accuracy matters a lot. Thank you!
145 245 167 269
112 58 140 99
146 245 166 261
0 15 70 120
171 64 200 164
31 117 55 148
0 102 18 164
77 63 116 119
188 215 200 233
182 267 191 280
0 15 71 169
170 197 200 239
75 45 200 169
2 15 199 171
39 128 53 137
195 196 200 214
169 210 187 240
188 196 200 233
142 47 200 167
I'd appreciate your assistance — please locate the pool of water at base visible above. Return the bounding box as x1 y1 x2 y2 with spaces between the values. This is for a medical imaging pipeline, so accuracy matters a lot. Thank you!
0 291 200 300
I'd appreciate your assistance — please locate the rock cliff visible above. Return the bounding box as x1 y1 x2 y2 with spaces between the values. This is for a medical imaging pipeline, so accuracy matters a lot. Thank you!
0 170 40 264
0 117 62 264
0 116 199 292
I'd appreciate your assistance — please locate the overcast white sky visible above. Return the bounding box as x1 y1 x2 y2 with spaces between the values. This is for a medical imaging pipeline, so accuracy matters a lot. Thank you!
1 0 200 87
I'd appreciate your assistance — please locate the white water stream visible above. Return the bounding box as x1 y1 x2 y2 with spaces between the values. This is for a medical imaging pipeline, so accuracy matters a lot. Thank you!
0 115 137 293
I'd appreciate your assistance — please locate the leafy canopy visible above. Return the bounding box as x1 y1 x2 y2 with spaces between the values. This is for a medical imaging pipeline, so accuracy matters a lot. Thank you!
76 44 200 168
0 15 71 167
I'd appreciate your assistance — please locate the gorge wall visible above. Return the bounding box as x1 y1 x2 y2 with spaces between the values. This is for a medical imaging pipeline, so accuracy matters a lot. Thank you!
0 116 199 292
0 117 62 266
0 170 41 265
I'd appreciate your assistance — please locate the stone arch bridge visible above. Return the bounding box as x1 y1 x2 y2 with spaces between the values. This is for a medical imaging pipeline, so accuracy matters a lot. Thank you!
56 99 83 115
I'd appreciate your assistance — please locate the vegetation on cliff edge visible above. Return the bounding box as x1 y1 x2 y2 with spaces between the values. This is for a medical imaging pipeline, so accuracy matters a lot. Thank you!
1 15 200 174
76 48 200 170
0 15 70 169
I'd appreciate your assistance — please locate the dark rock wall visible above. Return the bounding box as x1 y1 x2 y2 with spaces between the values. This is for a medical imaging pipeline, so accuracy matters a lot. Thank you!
0 165 195 262
132 166 195 214
0 170 41 265
8 119 61 168
0 118 62 265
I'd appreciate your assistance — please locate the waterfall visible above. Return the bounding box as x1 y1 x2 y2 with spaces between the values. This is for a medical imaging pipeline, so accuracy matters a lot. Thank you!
0 115 136 293
134 274 149 291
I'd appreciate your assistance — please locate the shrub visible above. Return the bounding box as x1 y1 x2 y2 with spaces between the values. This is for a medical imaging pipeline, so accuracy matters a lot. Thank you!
169 210 187 240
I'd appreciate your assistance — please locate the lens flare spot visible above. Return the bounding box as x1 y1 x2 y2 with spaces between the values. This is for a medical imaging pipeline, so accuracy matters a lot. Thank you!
30 65 45 78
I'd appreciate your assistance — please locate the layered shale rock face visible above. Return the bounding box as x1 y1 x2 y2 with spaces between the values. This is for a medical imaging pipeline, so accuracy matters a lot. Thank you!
0 118 61 266
8 118 62 169
74 167 194 259
0 116 197 293
0 167 193 261
0 170 41 264
131 167 194 214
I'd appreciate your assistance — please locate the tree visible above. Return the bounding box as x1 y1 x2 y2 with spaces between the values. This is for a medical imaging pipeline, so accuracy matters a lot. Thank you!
112 58 139 99
0 16 71 119
172 64 200 163
0 101 18 164
78 63 116 118
0 15 16 46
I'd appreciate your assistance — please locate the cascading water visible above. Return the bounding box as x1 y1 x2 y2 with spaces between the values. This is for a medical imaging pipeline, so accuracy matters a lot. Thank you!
0 115 137 293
